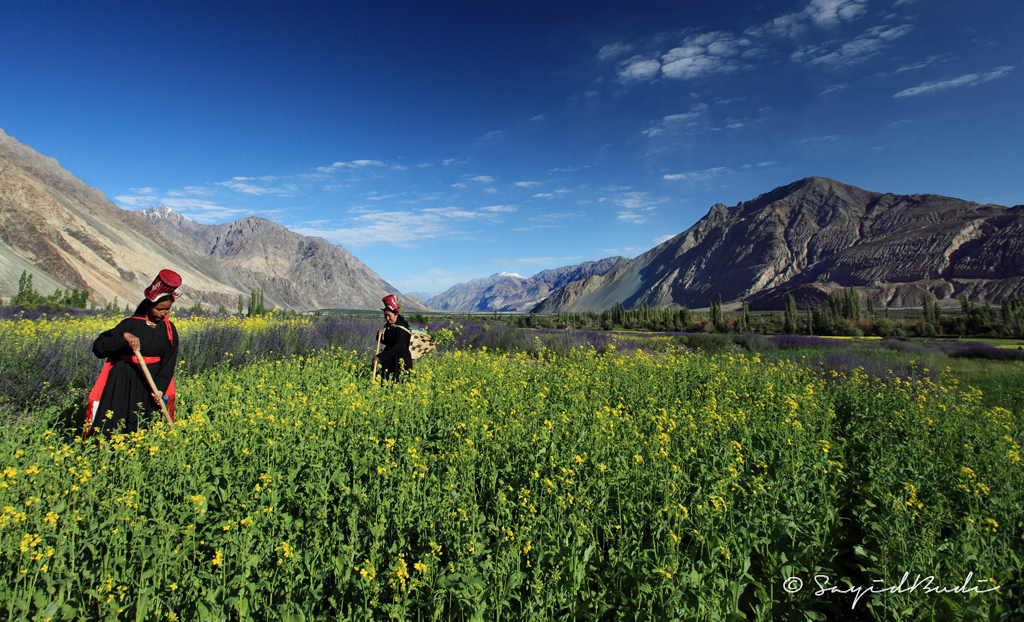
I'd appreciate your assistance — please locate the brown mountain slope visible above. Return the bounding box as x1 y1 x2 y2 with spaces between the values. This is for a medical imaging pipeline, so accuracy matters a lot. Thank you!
142 207 428 312
0 128 424 311
535 177 1024 312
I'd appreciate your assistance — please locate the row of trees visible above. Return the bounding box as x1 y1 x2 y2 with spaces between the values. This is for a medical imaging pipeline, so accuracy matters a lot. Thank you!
9 271 91 308
497 289 1022 338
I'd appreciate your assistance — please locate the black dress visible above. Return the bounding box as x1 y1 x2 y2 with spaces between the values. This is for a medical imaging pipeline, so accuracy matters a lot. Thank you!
89 317 179 435
377 317 412 383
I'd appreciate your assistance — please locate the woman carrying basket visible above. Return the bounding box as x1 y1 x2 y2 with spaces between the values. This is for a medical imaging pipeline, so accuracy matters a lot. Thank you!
373 294 412 383
85 270 181 436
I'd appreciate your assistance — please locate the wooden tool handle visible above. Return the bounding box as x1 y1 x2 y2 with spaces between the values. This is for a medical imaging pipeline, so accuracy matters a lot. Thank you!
133 348 175 432
371 328 383 385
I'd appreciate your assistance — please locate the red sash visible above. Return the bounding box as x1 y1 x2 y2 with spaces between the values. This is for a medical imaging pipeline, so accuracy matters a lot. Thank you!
84 317 177 436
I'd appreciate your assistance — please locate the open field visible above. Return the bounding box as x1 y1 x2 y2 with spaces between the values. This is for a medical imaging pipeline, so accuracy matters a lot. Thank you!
1 311 1022 621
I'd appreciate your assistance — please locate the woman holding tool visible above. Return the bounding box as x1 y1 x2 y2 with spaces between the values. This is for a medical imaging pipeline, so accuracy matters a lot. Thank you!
372 294 412 384
85 270 182 436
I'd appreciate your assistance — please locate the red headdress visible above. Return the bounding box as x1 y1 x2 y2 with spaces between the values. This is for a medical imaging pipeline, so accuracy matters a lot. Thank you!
144 269 183 303
381 294 400 313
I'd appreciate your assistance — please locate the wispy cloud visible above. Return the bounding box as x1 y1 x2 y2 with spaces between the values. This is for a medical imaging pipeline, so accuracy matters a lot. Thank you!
159 198 251 224
746 0 869 38
794 24 913 66
643 104 709 137
316 159 387 173
896 55 948 73
893 66 1014 98
598 42 635 61
663 166 729 181
601 191 665 224
469 175 495 183
797 135 841 143
290 205 514 247
821 83 848 95
217 177 299 196
514 181 543 187
115 192 158 207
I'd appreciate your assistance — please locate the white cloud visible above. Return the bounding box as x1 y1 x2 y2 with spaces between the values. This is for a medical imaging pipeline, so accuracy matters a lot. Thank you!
442 158 457 166
290 205 512 247
821 83 849 95
598 42 635 61
748 0 868 37
617 212 648 224
800 24 913 66
480 205 518 213
217 179 299 196
798 135 842 142
115 194 157 207
654 234 675 245
451 182 467 188
663 167 729 181
618 57 662 82
896 55 947 73
159 198 250 224
643 104 708 137
514 181 542 187
363 193 406 201
893 66 1014 98
317 159 386 172
484 188 498 194
532 193 555 199
661 32 756 81
470 175 495 183
608 191 665 224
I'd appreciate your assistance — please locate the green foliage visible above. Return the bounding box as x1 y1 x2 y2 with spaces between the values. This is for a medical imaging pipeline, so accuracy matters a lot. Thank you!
2 342 1020 620
784 293 798 334
248 287 267 317
10 271 91 308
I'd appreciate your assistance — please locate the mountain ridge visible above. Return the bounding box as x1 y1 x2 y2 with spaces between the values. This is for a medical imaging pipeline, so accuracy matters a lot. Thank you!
0 128 425 311
535 177 1024 312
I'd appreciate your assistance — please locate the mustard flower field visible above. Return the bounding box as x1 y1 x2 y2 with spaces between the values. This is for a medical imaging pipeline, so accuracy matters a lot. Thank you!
1 312 1022 621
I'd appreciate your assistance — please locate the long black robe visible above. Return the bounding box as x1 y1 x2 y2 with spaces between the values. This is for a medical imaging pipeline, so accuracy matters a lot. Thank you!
91 317 179 435
377 317 412 383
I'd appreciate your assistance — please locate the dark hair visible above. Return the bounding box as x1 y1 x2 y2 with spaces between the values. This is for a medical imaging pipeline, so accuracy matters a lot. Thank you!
132 295 174 317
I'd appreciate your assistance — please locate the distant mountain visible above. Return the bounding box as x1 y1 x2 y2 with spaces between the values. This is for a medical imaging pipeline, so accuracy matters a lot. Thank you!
142 207 428 312
429 258 629 312
406 291 442 304
534 177 1024 312
0 128 425 311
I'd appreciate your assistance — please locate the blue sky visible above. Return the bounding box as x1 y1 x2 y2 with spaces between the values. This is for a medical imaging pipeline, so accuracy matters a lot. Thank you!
2 1 1021 294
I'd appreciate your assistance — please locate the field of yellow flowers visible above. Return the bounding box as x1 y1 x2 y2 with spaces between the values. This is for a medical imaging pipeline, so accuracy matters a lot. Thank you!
1 314 1022 621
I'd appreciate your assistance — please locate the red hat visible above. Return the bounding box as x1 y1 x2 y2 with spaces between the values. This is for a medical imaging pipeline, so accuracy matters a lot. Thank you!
381 294 400 313
144 269 183 303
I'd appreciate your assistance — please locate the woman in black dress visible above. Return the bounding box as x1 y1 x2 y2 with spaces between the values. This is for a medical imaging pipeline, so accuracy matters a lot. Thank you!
373 294 412 383
85 270 181 436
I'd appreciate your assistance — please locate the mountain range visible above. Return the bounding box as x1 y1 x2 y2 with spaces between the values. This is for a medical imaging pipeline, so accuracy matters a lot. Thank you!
4 127 1021 315
0 128 426 312
534 176 1024 312
425 258 628 312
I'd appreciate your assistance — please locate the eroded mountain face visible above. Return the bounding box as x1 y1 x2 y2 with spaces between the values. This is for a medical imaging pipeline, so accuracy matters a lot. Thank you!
0 129 425 311
534 177 1024 312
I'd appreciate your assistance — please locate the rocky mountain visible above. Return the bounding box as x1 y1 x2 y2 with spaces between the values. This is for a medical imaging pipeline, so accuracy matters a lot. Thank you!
535 177 1024 312
141 208 427 312
429 258 629 312
0 128 424 311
